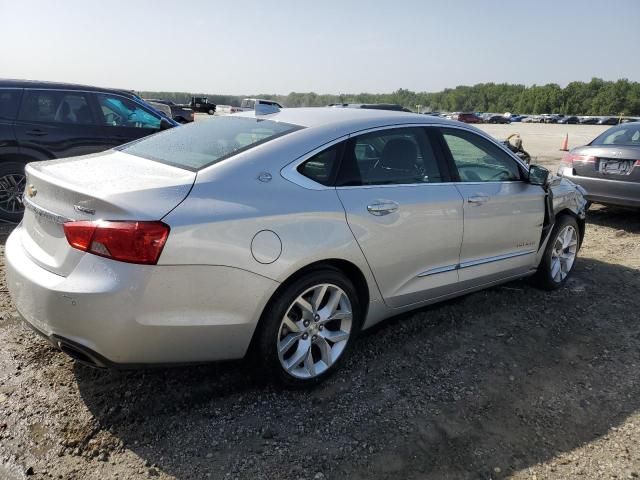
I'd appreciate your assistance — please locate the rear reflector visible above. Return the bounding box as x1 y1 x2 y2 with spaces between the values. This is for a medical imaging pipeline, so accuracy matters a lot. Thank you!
63 221 170 265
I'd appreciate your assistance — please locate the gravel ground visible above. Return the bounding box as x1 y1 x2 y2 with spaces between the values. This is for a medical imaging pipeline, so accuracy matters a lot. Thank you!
1 129 639 479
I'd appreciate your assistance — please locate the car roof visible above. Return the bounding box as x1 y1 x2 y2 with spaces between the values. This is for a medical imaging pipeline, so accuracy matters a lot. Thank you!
0 78 136 97
235 106 457 132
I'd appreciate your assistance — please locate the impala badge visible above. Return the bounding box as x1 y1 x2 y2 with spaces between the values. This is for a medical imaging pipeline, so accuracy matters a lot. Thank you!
26 184 37 198
74 204 96 215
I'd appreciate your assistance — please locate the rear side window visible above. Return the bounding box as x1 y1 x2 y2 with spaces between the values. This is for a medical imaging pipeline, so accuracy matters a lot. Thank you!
0 89 22 120
120 116 302 171
337 127 443 186
19 90 94 125
298 143 343 186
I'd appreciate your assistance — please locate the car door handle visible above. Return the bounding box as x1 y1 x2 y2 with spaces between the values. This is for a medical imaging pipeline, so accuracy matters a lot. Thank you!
367 201 399 216
25 129 48 137
467 195 489 205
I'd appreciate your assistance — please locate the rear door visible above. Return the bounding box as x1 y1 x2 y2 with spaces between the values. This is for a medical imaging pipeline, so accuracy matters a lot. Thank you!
90 93 162 147
13 89 108 159
335 126 464 308
438 127 545 286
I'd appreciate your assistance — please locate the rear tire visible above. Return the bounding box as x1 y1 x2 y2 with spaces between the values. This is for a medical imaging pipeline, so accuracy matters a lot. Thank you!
253 269 361 388
0 161 28 223
532 215 580 290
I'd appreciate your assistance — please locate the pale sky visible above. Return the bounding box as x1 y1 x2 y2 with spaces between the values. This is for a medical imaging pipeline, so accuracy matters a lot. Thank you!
1 0 639 94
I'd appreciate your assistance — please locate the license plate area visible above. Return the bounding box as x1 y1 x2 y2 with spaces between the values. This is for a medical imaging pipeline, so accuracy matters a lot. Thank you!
599 158 634 175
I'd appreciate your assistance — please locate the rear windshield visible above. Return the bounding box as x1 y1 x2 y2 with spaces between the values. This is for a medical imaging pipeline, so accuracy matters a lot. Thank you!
591 124 640 146
119 116 302 170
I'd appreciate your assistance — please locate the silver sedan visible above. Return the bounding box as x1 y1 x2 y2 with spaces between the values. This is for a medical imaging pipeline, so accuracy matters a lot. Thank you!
6 107 587 386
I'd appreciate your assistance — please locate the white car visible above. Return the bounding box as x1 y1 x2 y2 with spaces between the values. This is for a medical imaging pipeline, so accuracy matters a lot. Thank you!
6 107 586 386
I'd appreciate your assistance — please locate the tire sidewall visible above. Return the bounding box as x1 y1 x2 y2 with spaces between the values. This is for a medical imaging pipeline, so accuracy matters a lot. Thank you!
256 269 362 388
537 215 580 290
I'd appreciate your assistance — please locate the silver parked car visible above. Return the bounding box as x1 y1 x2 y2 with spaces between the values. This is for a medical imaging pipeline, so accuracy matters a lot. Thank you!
557 122 640 208
6 108 587 386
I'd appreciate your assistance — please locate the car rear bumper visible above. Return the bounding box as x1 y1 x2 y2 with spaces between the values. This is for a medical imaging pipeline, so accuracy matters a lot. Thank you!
5 227 279 366
558 168 640 208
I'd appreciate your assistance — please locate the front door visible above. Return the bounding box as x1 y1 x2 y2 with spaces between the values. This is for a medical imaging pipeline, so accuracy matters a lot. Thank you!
90 92 162 148
438 127 545 285
336 126 464 308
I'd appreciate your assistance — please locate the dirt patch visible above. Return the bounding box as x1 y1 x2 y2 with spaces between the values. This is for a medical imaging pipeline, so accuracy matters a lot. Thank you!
1 208 639 479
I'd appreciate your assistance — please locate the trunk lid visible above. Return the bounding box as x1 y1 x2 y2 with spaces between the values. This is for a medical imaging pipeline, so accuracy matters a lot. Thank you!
571 146 640 183
20 150 195 276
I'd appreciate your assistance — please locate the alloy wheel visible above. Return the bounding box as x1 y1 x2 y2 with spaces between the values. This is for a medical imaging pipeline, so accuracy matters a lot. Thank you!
277 283 353 379
0 173 26 215
550 225 578 283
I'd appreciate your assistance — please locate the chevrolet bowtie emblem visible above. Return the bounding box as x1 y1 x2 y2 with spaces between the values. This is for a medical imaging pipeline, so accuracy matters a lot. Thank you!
26 184 37 198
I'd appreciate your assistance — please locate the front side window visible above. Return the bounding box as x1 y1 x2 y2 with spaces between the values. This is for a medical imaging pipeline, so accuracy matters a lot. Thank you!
120 116 302 171
337 127 443 186
96 94 160 129
0 89 22 120
441 128 521 182
19 90 94 125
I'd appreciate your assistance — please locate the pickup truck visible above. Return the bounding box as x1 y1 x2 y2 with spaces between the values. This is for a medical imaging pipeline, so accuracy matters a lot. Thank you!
189 97 216 115
146 99 194 123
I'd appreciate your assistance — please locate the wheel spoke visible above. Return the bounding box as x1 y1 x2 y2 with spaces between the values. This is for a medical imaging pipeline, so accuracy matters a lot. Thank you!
282 316 301 333
315 336 333 367
319 310 352 325
311 285 328 312
295 297 315 317
550 259 561 280
303 347 316 376
286 342 310 372
278 333 301 354
320 329 350 344
323 288 342 316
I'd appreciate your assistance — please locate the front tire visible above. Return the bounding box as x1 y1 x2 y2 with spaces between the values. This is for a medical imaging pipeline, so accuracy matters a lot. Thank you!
253 269 361 387
208 109 215 115
532 215 580 290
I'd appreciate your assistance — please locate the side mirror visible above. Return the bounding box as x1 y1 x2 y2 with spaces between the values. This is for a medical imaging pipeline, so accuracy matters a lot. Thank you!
528 164 550 186
159 117 174 131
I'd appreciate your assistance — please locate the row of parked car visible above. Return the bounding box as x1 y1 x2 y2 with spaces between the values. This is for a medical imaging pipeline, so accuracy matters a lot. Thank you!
436 111 639 125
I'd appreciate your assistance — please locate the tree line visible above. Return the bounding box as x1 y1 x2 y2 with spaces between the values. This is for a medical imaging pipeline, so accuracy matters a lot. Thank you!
138 78 640 115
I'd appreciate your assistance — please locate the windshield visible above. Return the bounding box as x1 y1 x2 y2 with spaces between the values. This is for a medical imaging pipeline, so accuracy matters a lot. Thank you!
591 124 640 146
119 116 302 170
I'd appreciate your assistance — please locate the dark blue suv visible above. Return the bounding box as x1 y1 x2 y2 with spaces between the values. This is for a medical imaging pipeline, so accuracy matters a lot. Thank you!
0 79 177 222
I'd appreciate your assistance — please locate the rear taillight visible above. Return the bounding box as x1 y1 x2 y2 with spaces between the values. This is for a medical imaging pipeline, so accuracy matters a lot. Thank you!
635 160 640 167
63 221 170 265
562 153 597 165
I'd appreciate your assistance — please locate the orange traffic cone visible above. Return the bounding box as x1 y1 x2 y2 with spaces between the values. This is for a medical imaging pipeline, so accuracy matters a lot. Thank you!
560 133 569 151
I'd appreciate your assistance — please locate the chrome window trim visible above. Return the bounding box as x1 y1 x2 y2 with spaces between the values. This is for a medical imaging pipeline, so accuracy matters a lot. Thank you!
280 122 530 191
